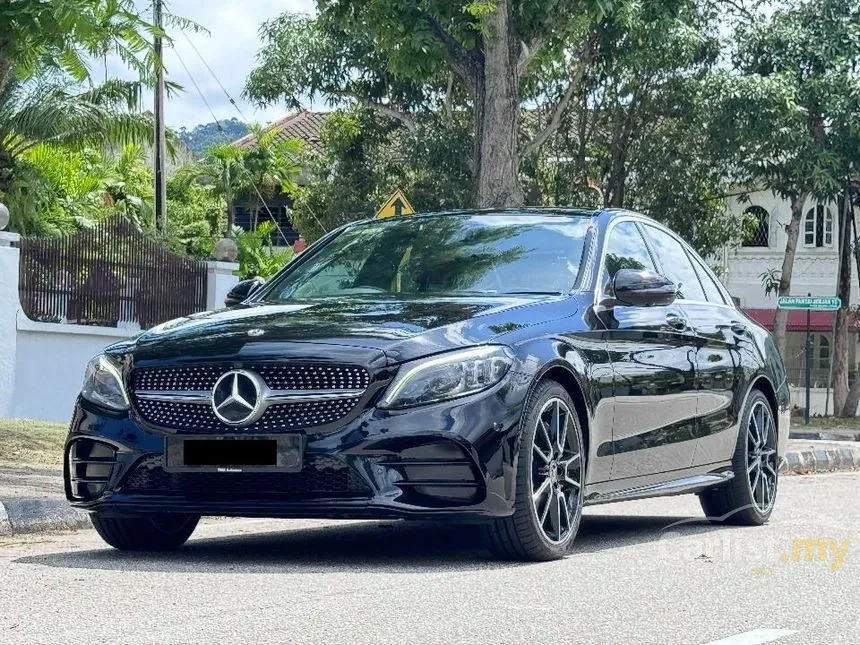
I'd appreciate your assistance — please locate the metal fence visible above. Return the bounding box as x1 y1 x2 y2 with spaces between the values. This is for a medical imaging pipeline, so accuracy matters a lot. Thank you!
18 218 208 329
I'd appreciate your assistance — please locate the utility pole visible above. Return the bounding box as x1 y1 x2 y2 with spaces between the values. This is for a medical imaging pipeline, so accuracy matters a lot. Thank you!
153 0 167 233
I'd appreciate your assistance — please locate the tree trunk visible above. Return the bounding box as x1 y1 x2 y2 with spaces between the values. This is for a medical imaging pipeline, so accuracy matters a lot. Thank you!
475 0 523 208
833 190 852 415
226 197 236 234
0 47 12 96
773 192 808 358
839 193 860 417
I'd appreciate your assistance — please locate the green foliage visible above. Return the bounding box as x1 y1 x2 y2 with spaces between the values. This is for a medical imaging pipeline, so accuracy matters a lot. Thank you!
290 106 472 242
713 0 860 202
0 78 154 153
522 0 742 256
3 142 155 234
177 118 250 157
177 125 303 235
233 222 294 279
0 0 204 89
165 176 226 259
245 1 618 207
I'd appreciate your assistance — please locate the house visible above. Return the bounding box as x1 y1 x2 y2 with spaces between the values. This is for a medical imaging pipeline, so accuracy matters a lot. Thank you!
722 190 860 398
230 111 328 246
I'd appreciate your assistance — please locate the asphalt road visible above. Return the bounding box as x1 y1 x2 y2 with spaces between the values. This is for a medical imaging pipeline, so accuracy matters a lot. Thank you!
1 473 857 645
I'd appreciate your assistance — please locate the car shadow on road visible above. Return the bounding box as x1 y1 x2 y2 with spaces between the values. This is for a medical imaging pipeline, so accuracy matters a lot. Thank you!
14 512 740 574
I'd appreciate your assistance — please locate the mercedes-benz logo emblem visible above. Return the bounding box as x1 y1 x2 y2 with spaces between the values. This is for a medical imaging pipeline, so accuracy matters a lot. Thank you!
211 370 265 426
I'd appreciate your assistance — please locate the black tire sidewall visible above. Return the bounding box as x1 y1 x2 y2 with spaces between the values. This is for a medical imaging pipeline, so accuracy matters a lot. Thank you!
735 390 777 523
516 381 585 557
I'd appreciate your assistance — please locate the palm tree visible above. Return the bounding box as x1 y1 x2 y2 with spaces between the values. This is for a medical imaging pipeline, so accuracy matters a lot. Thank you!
175 124 303 235
1 78 154 175
0 78 156 232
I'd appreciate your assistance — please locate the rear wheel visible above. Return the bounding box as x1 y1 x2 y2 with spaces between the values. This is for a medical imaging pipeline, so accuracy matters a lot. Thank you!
484 381 585 561
91 513 199 551
699 390 778 525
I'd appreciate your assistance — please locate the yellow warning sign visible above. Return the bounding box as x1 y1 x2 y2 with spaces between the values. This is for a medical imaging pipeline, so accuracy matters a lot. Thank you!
376 189 415 219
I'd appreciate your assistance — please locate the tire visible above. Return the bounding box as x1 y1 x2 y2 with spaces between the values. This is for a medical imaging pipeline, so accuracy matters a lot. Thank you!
484 380 585 561
699 390 778 525
91 513 200 551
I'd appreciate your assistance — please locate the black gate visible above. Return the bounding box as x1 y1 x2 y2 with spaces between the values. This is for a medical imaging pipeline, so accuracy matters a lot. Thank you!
18 218 208 328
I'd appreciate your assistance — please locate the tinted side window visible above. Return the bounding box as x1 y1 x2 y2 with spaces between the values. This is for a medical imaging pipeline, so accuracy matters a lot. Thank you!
642 225 706 301
688 251 727 304
602 221 656 293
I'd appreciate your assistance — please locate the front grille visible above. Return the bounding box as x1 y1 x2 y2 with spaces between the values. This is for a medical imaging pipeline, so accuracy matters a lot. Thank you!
135 397 359 433
119 454 371 498
131 363 370 433
132 364 370 392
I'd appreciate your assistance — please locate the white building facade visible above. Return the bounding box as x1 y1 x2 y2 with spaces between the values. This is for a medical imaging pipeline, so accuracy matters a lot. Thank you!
722 190 859 407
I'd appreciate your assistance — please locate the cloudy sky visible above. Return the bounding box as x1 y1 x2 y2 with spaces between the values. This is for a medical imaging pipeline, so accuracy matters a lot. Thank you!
111 0 316 130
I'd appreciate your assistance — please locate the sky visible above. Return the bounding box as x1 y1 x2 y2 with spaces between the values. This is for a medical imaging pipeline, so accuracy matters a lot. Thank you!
107 0 316 131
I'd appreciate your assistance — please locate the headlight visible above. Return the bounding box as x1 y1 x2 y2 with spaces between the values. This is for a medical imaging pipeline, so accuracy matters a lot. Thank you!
379 346 514 409
81 354 130 411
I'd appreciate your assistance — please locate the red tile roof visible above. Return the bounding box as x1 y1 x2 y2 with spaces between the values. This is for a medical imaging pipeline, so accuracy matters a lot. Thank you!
231 110 329 153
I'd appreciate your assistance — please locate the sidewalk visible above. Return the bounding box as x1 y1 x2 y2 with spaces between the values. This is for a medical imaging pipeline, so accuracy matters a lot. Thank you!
1 438 858 537
0 466 89 536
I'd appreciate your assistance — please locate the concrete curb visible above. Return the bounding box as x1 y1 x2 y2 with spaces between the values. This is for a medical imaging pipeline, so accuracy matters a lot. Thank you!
781 443 860 474
0 499 90 536
789 430 860 442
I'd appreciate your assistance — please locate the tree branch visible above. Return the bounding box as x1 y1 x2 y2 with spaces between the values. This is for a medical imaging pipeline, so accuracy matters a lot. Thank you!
421 13 480 85
357 97 418 133
443 72 455 129
517 35 546 76
520 38 594 161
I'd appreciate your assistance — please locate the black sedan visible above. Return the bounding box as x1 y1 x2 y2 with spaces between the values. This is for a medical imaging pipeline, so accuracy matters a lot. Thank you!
65 208 790 561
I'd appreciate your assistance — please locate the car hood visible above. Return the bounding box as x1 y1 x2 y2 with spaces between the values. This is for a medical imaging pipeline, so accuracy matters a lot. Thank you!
118 296 577 366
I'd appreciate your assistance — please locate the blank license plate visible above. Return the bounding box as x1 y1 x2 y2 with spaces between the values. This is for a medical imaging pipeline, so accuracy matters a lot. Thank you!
165 436 303 473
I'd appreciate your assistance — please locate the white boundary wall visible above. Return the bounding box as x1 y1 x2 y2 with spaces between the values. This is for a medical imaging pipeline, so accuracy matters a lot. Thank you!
0 232 238 423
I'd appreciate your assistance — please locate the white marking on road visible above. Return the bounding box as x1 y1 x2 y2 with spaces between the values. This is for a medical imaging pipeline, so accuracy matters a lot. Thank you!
700 629 798 645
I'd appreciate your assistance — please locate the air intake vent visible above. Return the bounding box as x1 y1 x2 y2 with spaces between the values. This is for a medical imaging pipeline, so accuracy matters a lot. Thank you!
67 439 117 501
119 454 371 499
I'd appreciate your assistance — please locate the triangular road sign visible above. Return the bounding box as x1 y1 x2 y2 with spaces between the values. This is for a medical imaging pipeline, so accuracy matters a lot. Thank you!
376 189 415 219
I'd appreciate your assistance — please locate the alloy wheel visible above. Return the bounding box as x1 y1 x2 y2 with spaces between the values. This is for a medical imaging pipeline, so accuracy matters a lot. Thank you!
530 397 583 544
746 400 777 514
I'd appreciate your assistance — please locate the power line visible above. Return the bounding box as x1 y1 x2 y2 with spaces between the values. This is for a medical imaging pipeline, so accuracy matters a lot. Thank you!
172 46 291 242
179 30 329 235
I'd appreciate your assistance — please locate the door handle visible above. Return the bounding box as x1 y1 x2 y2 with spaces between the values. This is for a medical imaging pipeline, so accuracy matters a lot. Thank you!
665 313 688 331
730 320 748 335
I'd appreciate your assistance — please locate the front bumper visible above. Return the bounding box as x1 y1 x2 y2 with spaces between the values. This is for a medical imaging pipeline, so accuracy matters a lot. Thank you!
64 381 527 521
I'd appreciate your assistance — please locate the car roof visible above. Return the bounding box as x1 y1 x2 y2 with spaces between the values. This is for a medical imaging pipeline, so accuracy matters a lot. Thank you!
346 207 609 228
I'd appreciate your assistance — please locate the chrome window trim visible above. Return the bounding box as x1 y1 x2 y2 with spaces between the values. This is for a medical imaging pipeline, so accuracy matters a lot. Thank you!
592 213 739 312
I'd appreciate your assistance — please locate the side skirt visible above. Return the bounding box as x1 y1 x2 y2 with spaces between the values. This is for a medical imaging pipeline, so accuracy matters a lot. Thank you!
583 462 734 506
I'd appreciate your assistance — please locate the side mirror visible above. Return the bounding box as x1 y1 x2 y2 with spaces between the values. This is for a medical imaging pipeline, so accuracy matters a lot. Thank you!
224 277 265 308
609 269 677 307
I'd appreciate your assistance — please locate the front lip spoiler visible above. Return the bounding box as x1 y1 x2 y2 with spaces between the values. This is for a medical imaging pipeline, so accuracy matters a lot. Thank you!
75 496 510 521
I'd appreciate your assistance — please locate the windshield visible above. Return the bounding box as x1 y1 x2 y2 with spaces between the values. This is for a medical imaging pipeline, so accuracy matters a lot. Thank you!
258 214 592 302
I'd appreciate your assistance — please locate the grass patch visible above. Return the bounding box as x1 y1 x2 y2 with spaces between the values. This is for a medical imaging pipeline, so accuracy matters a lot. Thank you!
801 416 860 431
0 418 68 469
